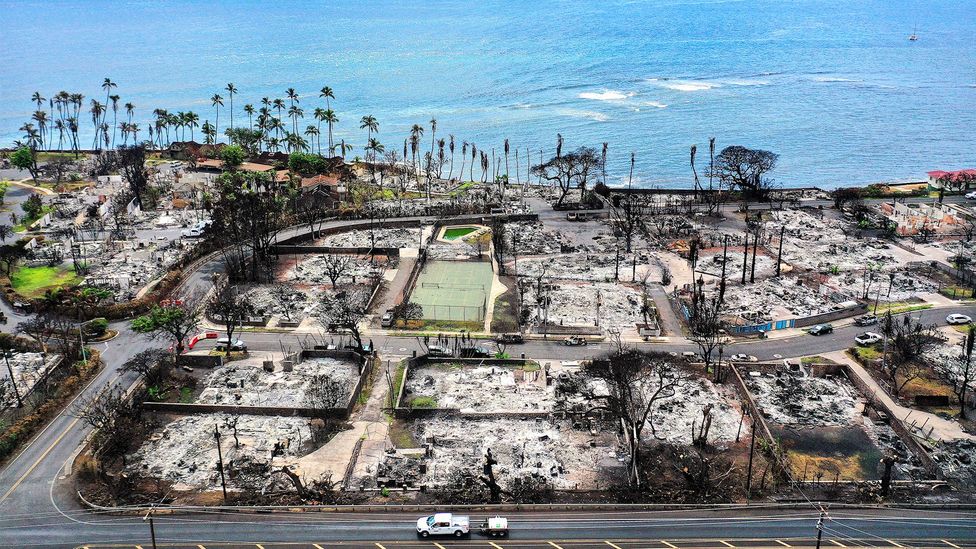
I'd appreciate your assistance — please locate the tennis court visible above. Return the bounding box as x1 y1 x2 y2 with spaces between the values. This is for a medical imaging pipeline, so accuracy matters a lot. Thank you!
409 260 494 321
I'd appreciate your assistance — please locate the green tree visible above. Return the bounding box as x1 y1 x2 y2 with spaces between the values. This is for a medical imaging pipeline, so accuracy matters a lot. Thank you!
220 144 246 170
131 303 201 355
21 194 43 220
10 146 38 182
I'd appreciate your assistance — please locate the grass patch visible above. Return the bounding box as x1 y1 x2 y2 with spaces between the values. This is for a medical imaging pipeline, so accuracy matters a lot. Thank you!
801 355 836 365
388 420 421 449
489 281 519 334
10 265 80 298
13 205 54 232
872 302 933 316
940 285 976 300
413 320 484 332
851 346 883 361
407 396 438 409
388 361 407 408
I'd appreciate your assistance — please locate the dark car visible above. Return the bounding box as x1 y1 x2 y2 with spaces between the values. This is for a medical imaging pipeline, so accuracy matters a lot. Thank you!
495 333 524 344
461 345 493 358
808 324 834 336
854 314 878 327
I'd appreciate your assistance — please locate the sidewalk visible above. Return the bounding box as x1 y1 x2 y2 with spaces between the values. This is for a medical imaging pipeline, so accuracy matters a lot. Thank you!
823 350 973 442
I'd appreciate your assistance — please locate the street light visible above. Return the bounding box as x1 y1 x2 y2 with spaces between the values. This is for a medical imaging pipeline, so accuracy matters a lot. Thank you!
2 347 23 408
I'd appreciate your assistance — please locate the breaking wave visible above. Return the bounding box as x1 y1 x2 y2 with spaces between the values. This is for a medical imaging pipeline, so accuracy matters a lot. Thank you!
578 90 633 101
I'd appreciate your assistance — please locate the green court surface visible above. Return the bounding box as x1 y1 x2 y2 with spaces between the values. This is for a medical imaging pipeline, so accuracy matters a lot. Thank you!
410 260 493 321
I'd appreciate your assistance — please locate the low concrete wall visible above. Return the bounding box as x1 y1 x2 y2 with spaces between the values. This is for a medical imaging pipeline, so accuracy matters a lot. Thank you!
176 354 224 368
272 245 401 257
794 303 869 328
142 401 349 419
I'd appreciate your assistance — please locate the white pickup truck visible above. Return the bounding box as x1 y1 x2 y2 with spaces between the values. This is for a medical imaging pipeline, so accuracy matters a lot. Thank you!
416 513 470 538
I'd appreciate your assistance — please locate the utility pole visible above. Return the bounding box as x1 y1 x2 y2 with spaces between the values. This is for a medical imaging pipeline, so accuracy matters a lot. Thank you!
741 230 749 285
2 347 23 407
775 225 785 277
143 505 158 549
815 509 826 549
720 234 729 304
750 227 760 283
746 409 756 496
214 424 227 503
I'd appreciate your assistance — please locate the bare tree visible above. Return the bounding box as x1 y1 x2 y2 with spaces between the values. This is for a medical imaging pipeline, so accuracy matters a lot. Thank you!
531 146 603 208
710 145 778 198
880 313 939 396
316 288 371 351
269 283 299 321
576 349 686 486
322 254 352 289
304 373 348 410
206 279 254 357
688 287 727 380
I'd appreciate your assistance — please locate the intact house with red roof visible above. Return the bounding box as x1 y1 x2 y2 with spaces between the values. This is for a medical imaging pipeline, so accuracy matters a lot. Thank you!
927 169 976 192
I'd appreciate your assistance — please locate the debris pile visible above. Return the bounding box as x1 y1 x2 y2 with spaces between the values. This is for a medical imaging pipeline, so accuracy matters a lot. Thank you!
931 439 976 486
196 357 359 408
722 275 848 321
645 377 743 446
523 281 647 330
411 416 625 489
284 255 384 286
518 253 657 282
315 228 421 249
505 222 572 255
404 364 553 412
128 413 312 490
0 353 60 409
746 370 858 426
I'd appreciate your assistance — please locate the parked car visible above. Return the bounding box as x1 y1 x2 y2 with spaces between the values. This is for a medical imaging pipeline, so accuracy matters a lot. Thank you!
495 333 524 344
966 191 976 200
180 226 206 238
426 344 451 357
808 324 834 336
854 332 883 346
566 212 578 221
461 345 492 358
563 336 588 346
946 313 973 325
416 513 470 538
214 337 247 351
730 353 759 362
380 310 394 327
854 314 878 326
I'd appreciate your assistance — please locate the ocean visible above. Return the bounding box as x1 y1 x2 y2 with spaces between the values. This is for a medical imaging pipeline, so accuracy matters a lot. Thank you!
1 0 974 188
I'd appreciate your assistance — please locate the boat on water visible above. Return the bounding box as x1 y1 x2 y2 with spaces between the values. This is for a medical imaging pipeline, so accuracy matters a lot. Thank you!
909 24 918 41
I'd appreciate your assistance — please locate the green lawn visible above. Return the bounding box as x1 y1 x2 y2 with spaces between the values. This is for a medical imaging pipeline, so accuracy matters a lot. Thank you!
13 205 54 232
10 265 81 298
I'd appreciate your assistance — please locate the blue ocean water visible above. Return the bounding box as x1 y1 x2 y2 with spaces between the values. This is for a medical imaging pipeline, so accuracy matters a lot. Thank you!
1 0 974 188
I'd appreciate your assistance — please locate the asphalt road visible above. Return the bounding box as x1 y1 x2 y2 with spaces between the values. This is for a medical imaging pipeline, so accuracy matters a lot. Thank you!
9 506 976 548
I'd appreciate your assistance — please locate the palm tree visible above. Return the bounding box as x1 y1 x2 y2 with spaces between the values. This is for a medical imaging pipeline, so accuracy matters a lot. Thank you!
31 91 45 111
267 136 281 153
225 83 237 129
601 142 609 184
130 123 140 143
448 135 456 180
360 115 379 157
319 86 334 110
437 138 446 179
125 102 135 124
690 144 700 196
459 142 468 182
272 99 285 136
211 93 223 136
202 121 216 145
287 105 303 135
339 139 353 160
109 94 120 146
427 118 437 179
153 108 169 147
32 110 48 150
286 87 299 107
88 99 103 149
409 124 424 179
366 138 385 185
469 143 476 183
244 104 255 129
305 125 320 154
184 111 199 141
504 138 510 185
100 122 109 149
556 133 563 158
54 120 65 151
323 109 337 155
101 78 117 137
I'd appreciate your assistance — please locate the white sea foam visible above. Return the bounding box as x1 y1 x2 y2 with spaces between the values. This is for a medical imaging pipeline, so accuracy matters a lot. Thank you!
813 76 861 83
723 78 770 86
642 101 668 108
558 108 609 122
578 90 632 101
658 80 720 92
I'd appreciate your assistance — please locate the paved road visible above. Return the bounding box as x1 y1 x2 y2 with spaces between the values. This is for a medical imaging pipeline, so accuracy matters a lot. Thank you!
10 506 976 548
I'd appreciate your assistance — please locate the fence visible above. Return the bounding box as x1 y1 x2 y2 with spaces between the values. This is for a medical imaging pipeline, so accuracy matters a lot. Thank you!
726 302 867 334
420 302 486 322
